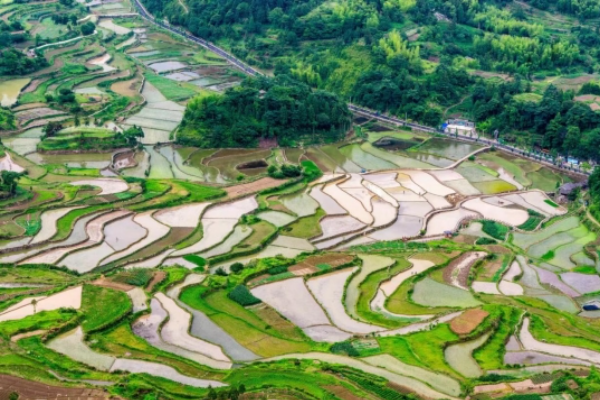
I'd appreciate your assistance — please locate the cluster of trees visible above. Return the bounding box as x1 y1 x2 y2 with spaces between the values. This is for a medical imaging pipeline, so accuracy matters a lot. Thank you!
471 80 600 162
51 13 78 25
178 75 351 147
0 48 48 76
589 167 600 220
0 171 22 196
0 109 15 131
351 64 472 125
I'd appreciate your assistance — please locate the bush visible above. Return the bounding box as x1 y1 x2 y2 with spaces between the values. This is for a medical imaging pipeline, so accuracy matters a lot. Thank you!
228 285 261 306
301 160 322 182
183 254 206 270
119 268 153 286
330 341 358 357
230 262 244 274
215 267 228 276
267 265 288 275
476 237 497 245
481 220 509 240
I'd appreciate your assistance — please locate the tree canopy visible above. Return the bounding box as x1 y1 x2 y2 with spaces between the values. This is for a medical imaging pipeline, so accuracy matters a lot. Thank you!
178 75 352 147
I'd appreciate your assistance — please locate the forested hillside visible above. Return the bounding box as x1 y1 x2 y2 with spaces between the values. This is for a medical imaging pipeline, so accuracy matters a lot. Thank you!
178 75 352 147
144 0 600 161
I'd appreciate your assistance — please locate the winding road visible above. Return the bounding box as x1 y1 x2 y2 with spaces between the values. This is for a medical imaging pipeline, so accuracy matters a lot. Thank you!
127 0 590 177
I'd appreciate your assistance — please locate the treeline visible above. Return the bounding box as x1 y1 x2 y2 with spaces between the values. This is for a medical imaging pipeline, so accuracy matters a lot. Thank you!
0 49 48 76
471 79 600 162
178 75 352 148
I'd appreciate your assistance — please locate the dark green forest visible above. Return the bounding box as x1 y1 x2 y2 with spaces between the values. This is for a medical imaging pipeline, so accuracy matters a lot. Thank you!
178 75 352 147
143 0 600 162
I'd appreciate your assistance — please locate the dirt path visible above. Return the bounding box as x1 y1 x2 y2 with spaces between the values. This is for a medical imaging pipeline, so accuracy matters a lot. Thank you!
177 0 188 13
443 95 469 118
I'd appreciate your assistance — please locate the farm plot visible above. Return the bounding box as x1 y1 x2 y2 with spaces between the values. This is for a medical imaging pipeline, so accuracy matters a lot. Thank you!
98 19 131 34
132 299 233 369
256 211 296 227
403 171 455 197
206 149 271 181
49 327 225 387
0 153 25 173
550 232 596 269
445 252 487 290
504 350 592 367
309 185 346 215
122 82 185 144
154 202 211 227
371 198 398 227
146 146 174 179
103 215 147 251
59 242 116 272
528 226 589 260
30 206 82 244
271 235 314 251
323 183 372 224
344 254 394 317
279 191 319 217
426 208 478 236
251 277 351 342
417 138 482 160
363 355 461 397
512 217 581 250
519 317 600 365
369 214 423 240
307 268 385 334
20 210 131 265
70 178 128 195
412 278 481 308
100 212 170 265
462 198 528 226
315 215 365 241
199 225 252 259
518 191 566 216
47 326 116 370
172 197 258 256
445 332 490 378
155 293 230 362
0 286 82 322
471 281 500 294
268 352 452 399
450 309 489 335
561 272 600 294
339 143 398 170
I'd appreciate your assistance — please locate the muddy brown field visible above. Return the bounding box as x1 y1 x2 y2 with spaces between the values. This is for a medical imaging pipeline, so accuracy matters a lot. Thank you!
224 177 285 198
450 308 489 334
0 375 109 400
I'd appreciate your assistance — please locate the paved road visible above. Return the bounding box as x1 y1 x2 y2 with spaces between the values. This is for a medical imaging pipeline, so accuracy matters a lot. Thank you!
128 0 590 177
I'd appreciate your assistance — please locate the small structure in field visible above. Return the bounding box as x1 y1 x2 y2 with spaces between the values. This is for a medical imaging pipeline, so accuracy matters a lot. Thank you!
443 119 476 136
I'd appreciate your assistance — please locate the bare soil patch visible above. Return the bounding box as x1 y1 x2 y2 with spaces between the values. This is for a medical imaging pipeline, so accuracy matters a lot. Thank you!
442 252 480 288
323 385 364 400
146 270 166 291
0 374 109 400
289 255 355 277
22 79 45 94
112 77 140 97
224 177 285 198
450 308 489 334
91 276 135 292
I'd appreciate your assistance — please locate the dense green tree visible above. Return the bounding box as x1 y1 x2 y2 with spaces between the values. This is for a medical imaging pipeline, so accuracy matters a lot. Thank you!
178 75 351 147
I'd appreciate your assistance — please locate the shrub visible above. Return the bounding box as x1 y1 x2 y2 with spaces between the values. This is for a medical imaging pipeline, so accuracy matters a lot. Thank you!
267 265 288 275
301 160 322 181
120 268 153 286
230 262 244 274
330 341 358 357
228 285 261 306
183 254 206 269
215 267 228 276
476 237 497 245
544 199 559 208
481 220 509 240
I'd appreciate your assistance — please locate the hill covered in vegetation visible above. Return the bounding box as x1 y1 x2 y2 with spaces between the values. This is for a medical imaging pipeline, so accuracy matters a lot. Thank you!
146 0 600 160
178 75 352 147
